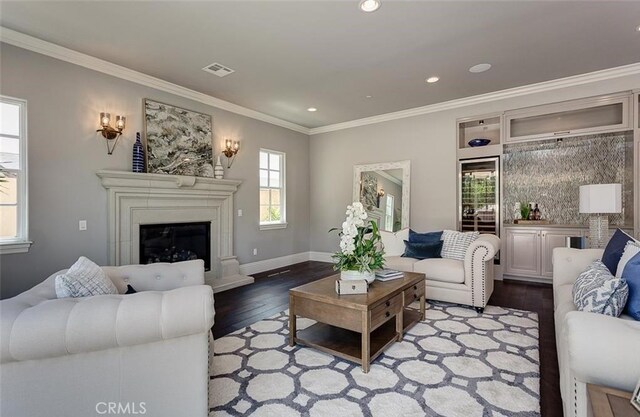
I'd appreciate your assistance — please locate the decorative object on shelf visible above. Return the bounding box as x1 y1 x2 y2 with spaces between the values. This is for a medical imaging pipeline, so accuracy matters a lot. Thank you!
468 138 491 147
214 155 224 179
519 202 531 222
132 132 145 173
330 202 384 284
579 183 622 249
143 99 213 177
221 139 240 168
96 112 125 155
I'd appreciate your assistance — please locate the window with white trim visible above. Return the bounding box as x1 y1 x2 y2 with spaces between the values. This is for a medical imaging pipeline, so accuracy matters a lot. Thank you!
0 96 29 253
259 149 286 229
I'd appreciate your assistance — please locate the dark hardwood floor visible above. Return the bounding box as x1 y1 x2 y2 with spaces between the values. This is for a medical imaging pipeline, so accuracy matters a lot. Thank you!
213 261 562 417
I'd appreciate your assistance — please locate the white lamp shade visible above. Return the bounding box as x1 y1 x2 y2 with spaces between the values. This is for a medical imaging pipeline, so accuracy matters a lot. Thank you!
579 184 622 214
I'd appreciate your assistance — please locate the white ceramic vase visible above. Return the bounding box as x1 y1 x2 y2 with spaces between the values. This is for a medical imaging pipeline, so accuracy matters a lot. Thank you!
214 155 224 179
340 269 375 284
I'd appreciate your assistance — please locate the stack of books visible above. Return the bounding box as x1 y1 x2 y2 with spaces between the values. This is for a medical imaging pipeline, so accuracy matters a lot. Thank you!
375 269 404 281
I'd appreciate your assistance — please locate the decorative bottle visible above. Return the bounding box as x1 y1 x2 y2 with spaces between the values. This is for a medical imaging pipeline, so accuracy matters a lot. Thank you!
533 204 540 220
214 155 224 179
132 132 145 173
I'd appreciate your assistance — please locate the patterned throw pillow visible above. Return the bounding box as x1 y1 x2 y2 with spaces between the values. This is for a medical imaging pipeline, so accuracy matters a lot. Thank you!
572 260 629 317
55 256 118 298
440 230 479 261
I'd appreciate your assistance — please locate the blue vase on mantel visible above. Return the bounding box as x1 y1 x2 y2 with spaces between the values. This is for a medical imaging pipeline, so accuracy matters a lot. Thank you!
132 132 145 173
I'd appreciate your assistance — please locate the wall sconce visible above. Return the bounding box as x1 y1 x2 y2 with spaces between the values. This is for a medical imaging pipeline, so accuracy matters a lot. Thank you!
222 139 240 168
377 188 385 207
96 112 125 155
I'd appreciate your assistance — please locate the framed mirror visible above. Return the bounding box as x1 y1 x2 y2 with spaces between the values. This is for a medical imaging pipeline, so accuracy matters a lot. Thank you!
353 160 410 232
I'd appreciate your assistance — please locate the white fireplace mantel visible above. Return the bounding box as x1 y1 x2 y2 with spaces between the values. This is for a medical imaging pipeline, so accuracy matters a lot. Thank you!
96 170 254 293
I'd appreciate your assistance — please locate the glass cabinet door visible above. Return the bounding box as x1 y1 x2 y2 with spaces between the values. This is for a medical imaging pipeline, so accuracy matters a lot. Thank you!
459 157 499 235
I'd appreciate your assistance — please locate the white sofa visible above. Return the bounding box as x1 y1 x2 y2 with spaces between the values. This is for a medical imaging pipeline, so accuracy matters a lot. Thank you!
381 229 500 312
0 259 215 417
553 248 640 417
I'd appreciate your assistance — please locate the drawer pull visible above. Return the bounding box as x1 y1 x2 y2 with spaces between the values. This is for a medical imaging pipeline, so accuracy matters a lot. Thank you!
386 301 390 307
414 294 418 299
385 312 390 318
413 285 417 290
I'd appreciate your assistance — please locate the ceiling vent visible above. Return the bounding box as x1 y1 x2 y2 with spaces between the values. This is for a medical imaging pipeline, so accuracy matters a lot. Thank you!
202 62 235 77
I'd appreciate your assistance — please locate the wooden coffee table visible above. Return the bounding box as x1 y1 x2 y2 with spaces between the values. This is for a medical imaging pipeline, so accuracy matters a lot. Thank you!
288 272 426 373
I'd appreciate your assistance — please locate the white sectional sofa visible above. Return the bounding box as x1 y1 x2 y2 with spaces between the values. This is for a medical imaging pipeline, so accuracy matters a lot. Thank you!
553 248 640 417
381 229 500 312
0 259 215 417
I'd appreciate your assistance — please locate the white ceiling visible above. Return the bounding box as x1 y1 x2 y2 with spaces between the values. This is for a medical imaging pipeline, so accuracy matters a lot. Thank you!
1 1 639 129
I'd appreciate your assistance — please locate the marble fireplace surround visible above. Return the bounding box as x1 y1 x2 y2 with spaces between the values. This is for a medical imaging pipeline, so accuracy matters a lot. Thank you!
96 170 253 293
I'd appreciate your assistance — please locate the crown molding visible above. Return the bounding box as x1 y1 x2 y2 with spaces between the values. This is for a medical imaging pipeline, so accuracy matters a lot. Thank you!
0 27 311 135
3 27 639 138
309 62 640 135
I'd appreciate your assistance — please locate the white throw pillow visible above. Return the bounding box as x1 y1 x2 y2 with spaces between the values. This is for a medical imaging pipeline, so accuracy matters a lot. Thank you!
380 228 409 257
441 230 479 261
615 240 640 278
55 256 118 298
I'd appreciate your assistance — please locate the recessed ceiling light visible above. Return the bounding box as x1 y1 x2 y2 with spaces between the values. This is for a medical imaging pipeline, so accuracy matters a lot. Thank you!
426 76 439 83
636 24 640 32
469 63 492 73
359 0 381 13
307 107 317 112
365 95 373 99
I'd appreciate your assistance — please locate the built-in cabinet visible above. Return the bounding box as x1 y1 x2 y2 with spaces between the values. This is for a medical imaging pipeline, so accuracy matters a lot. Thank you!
505 93 632 143
456 90 639 283
504 227 584 280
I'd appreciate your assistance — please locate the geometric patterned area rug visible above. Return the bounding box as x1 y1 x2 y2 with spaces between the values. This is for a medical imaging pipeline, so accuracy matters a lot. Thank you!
209 302 540 417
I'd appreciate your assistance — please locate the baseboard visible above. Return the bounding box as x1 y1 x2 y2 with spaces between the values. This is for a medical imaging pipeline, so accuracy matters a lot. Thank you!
308 251 333 263
503 274 553 285
239 252 311 276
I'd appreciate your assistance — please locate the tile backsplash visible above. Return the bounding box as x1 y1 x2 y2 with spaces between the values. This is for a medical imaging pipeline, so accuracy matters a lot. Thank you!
503 132 634 226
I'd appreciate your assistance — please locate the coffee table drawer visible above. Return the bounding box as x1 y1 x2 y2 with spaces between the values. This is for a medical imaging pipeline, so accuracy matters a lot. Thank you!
371 293 402 330
404 282 425 304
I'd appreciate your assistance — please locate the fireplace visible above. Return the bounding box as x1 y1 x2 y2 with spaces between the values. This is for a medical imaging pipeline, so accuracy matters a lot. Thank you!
98 170 254 293
140 222 211 271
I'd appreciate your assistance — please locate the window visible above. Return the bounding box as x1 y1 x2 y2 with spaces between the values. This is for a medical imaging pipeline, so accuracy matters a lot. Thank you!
384 195 394 231
0 96 29 253
259 149 286 229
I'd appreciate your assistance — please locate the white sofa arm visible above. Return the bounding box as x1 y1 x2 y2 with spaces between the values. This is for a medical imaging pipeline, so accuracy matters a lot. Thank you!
566 311 640 391
552 248 603 289
464 234 500 309
1 285 214 364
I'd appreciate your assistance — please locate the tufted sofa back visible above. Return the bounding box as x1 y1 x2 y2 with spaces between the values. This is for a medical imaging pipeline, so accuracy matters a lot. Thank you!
103 259 205 293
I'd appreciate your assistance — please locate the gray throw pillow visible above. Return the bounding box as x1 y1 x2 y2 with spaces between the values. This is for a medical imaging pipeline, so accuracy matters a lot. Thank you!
572 260 628 317
55 256 118 298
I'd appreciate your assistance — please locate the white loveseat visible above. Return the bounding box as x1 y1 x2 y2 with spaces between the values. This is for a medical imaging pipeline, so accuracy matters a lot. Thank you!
381 229 500 312
553 248 640 417
0 259 215 417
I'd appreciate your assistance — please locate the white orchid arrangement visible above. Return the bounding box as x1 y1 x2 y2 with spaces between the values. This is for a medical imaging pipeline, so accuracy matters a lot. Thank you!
330 202 385 273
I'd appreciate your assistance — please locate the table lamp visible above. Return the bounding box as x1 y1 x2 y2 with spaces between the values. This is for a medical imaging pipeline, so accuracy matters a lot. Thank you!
579 184 622 249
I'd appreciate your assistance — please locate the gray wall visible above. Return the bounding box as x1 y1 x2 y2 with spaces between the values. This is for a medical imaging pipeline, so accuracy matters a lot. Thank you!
310 73 640 253
0 44 310 298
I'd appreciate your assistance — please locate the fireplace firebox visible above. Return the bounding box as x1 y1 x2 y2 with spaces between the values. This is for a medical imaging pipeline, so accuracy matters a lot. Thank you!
139 222 211 271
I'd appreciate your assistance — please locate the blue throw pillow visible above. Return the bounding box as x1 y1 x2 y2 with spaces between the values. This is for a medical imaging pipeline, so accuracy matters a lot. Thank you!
402 240 443 260
601 229 635 276
409 229 443 245
622 251 640 320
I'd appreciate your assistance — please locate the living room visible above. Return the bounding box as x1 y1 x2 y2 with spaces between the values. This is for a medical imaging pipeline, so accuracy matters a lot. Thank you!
1 1 639 417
